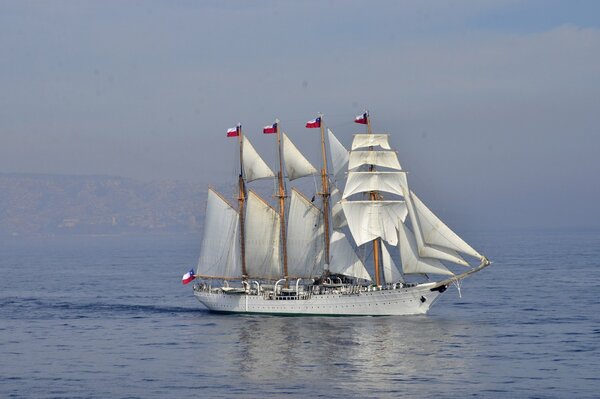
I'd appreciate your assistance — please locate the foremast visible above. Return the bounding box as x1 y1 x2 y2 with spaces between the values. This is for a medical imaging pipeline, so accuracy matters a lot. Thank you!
358 111 384 286
366 112 385 286
341 111 407 285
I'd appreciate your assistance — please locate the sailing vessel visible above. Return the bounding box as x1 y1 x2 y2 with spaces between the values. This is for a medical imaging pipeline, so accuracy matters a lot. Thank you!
189 113 490 315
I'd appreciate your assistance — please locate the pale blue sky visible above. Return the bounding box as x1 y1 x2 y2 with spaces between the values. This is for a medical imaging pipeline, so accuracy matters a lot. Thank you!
1 1 599 229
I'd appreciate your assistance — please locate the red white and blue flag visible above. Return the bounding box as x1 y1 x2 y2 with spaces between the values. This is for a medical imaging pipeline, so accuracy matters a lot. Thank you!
263 123 277 134
182 269 196 285
354 112 368 125
305 117 321 128
226 125 240 137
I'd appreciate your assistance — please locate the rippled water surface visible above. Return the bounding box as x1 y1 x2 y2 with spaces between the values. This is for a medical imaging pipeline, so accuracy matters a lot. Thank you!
1 231 599 398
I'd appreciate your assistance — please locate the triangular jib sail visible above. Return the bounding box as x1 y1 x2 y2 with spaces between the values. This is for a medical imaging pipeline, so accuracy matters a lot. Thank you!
402 185 469 266
398 219 454 276
410 191 483 260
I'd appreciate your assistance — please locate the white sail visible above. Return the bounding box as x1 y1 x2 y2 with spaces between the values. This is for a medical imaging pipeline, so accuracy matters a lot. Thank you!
348 151 402 171
330 186 347 230
286 189 324 278
402 185 468 266
196 189 242 278
342 171 407 199
329 230 371 281
282 132 318 181
381 241 403 283
244 191 281 279
419 243 467 266
328 128 349 180
341 200 408 246
398 220 454 276
411 191 483 259
351 134 391 150
243 136 276 182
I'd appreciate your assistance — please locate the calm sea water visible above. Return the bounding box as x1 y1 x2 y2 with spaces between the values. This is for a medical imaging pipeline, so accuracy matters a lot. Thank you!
1 230 599 398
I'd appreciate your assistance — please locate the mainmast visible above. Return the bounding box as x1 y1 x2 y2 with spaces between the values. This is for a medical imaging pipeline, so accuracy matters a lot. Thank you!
236 124 247 279
307 114 332 269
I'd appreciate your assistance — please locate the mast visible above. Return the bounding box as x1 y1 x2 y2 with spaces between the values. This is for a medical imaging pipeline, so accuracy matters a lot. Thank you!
366 111 383 286
366 111 373 135
236 124 247 279
318 114 331 268
275 120 289 285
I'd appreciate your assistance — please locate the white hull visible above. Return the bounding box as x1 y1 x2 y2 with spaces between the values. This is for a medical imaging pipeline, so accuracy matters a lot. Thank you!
193 283 445 316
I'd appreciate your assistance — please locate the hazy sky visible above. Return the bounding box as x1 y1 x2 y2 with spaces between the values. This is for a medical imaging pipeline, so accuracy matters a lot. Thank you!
1 1 599 230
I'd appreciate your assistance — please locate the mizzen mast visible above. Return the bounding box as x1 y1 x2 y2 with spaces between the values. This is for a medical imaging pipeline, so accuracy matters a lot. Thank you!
276 121 289 286
236 124 248 279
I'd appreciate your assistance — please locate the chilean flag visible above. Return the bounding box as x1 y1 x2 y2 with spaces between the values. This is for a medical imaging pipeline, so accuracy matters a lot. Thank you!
263 123 277 134
305 117 321 128
226 125 240 137
182 269 196 285
354 112 368 125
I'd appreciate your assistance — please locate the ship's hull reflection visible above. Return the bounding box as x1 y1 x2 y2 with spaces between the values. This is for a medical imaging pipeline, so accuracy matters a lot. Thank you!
203 314 476 394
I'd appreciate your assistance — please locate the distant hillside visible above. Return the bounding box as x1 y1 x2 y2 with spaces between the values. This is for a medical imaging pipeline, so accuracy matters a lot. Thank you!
0 173 207 236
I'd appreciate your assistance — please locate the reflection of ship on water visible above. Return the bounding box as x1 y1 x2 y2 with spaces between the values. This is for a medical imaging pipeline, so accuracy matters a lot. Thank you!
229 315 471 390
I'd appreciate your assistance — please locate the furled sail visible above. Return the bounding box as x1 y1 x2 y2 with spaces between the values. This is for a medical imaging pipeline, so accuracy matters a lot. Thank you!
244 191 281 279
351 134 391 150
329 230 371 281
398 220 454 276
341 200 408 246
348 151 402 171
196 189 242 278
282 133 318 181
286 189 324 278
381 241 403 283
411 191 483 259
342 171 408 199
243 136 275 182
328 128 349 180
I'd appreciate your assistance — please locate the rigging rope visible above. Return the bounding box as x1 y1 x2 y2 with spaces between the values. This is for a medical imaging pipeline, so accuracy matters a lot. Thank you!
453 279 463 298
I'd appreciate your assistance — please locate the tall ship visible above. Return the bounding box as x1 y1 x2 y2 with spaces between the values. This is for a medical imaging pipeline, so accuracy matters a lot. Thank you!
187 112 490 315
